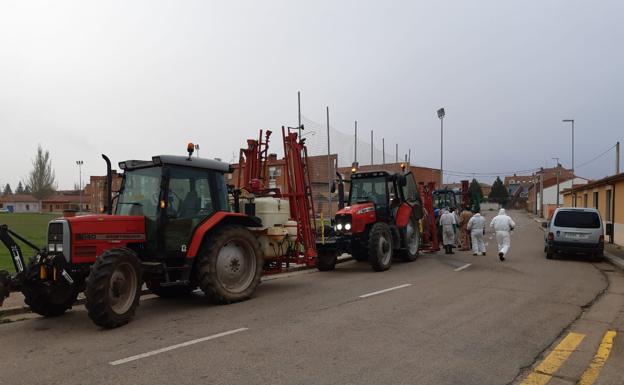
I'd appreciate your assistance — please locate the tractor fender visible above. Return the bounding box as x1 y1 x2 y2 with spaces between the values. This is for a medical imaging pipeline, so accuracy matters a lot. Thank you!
395 203 414 228
186 212 261 259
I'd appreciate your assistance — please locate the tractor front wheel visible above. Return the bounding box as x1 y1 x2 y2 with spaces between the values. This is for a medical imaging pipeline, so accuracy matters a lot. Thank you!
85 248 142 328
196 226 263 303
368 223 394 271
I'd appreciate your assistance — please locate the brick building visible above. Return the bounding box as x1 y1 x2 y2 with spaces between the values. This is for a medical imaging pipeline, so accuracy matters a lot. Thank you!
84 171 123 213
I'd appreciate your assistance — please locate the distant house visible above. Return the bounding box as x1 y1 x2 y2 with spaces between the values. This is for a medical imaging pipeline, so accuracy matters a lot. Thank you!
0 194 40 213
41 192 89 213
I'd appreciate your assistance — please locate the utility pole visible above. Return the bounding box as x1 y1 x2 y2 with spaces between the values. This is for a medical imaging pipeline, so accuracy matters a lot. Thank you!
532 173 537 214
553 158 560 207
395 144 398 163
76 160 84 212
382 138 385 164
297 91 302 138
354 121 357 163
539 167 544 217
326 106 332 219
370 130 374 165
562 119 574 174
617 141 620 174
408 149 411 165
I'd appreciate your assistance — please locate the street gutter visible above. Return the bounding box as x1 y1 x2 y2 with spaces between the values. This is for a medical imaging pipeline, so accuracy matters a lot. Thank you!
0 255 354 318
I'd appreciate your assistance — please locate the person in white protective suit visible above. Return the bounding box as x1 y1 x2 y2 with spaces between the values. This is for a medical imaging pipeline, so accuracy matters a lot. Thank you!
489 208 516 261
467 211 486 256
439 208 457 254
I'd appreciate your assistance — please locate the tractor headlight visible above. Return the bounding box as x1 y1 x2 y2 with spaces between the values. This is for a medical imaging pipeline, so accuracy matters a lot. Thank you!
336 223 343 231
345 223 352 231
55 244 63 253
48 244 55 252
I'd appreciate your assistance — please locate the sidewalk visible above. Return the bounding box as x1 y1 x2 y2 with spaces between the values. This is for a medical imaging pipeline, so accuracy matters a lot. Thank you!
527 212 624 270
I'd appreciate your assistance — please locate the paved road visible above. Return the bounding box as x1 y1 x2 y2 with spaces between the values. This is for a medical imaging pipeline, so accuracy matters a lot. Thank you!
1 210 622 385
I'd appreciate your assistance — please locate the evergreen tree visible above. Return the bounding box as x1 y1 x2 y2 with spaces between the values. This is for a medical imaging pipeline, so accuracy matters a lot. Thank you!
24 184 31 194
489 177 509 204
27 145 56 200
16 182 24 194
469 178 483 200
3 183 12 196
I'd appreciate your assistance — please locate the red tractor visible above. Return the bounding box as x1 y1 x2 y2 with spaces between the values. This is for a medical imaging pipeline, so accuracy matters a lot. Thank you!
0 129 317 328
316 167 424 271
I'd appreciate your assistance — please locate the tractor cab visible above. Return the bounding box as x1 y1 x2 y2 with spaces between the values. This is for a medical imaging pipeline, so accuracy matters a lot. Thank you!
116 155 232 258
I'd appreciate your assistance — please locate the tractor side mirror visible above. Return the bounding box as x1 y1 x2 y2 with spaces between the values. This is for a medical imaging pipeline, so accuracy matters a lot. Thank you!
330 182 337 194
541 221 548 228
397 175 407 187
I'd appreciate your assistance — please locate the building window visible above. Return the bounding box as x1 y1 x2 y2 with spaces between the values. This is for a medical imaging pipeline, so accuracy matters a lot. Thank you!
572 195 577 207
268 167 280 189
26 204 30 211
593 192 599 210
606 190 612 221
583 194 588 208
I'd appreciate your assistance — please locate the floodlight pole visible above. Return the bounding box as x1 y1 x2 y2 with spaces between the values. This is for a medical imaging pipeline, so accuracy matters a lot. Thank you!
437 108 445 187
76 160 84 212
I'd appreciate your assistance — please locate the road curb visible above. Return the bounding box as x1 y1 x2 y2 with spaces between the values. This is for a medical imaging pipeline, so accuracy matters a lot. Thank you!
0 255 355 318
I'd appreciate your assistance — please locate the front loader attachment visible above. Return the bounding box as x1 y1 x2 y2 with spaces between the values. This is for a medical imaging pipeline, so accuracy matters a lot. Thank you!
0 224 39 306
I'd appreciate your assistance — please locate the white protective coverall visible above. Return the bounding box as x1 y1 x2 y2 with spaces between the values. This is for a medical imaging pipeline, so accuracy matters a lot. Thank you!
467 213 486 255
439 210 457 246
489 209 516 257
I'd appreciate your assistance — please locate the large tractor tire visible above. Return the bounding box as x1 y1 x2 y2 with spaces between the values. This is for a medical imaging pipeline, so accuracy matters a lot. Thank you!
85 248 142 329
400 217 420 262
196 226 263 304
368 222 394 271
22 257 79 317
146 281 195 298
317 251 337 271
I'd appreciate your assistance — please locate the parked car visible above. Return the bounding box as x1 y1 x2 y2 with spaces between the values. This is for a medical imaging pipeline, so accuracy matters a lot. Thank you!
0 208 10 214
543 207 604 260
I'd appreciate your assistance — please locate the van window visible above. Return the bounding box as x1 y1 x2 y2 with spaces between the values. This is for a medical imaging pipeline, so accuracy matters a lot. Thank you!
554 211 600 229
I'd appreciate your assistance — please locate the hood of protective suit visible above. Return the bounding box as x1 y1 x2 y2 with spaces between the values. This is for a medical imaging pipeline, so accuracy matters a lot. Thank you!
498 209 506 215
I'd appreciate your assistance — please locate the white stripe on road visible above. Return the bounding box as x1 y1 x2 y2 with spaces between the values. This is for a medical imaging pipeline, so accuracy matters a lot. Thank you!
359 284 412 298
109 328 249 366
454 263 472 272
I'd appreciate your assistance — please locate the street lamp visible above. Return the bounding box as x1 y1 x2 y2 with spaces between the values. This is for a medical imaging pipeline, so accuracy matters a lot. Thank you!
562 119 574 174
437 107 445 188
76 160 84 212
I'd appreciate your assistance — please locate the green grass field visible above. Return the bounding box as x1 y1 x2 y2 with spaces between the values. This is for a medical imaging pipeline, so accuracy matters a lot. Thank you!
0 213 60 272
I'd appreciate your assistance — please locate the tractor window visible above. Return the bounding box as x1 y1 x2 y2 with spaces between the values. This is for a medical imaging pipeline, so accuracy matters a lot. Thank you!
116 167 161 219
402 174 420 203
349 177 388 206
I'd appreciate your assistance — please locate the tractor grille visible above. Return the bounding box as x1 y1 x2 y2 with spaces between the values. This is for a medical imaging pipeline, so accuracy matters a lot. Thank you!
48 223 63 243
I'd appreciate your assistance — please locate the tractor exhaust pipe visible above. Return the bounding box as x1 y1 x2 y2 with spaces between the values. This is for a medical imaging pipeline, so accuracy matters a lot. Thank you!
102 154 113 214
335 172 345 210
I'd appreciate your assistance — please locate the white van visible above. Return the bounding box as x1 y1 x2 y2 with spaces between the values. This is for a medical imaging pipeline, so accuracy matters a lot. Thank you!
543 207 604 260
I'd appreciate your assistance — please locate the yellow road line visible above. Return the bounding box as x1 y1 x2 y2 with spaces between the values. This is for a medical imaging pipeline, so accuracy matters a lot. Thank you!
520 332 585 385
579 330 617 385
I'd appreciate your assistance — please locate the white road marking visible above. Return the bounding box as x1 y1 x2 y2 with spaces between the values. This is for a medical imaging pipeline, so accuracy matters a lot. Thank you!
454 263 472 272
359 284 412 298
109 327 249 366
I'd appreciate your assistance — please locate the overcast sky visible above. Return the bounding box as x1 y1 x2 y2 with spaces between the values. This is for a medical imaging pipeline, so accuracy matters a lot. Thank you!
1 0 623 189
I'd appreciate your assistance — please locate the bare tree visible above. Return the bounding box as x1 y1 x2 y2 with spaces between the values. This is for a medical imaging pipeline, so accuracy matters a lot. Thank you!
27 145 56 200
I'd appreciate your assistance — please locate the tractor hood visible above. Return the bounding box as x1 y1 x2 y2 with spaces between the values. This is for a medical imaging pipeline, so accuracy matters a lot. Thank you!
336 202 375 217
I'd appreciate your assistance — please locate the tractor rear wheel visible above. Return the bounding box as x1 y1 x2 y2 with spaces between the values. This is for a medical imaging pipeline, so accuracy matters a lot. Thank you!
196 226 263 304
317 251 337 271
85 248 142 328
368 222 394 271
22 256 79 317
400 218 420 262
